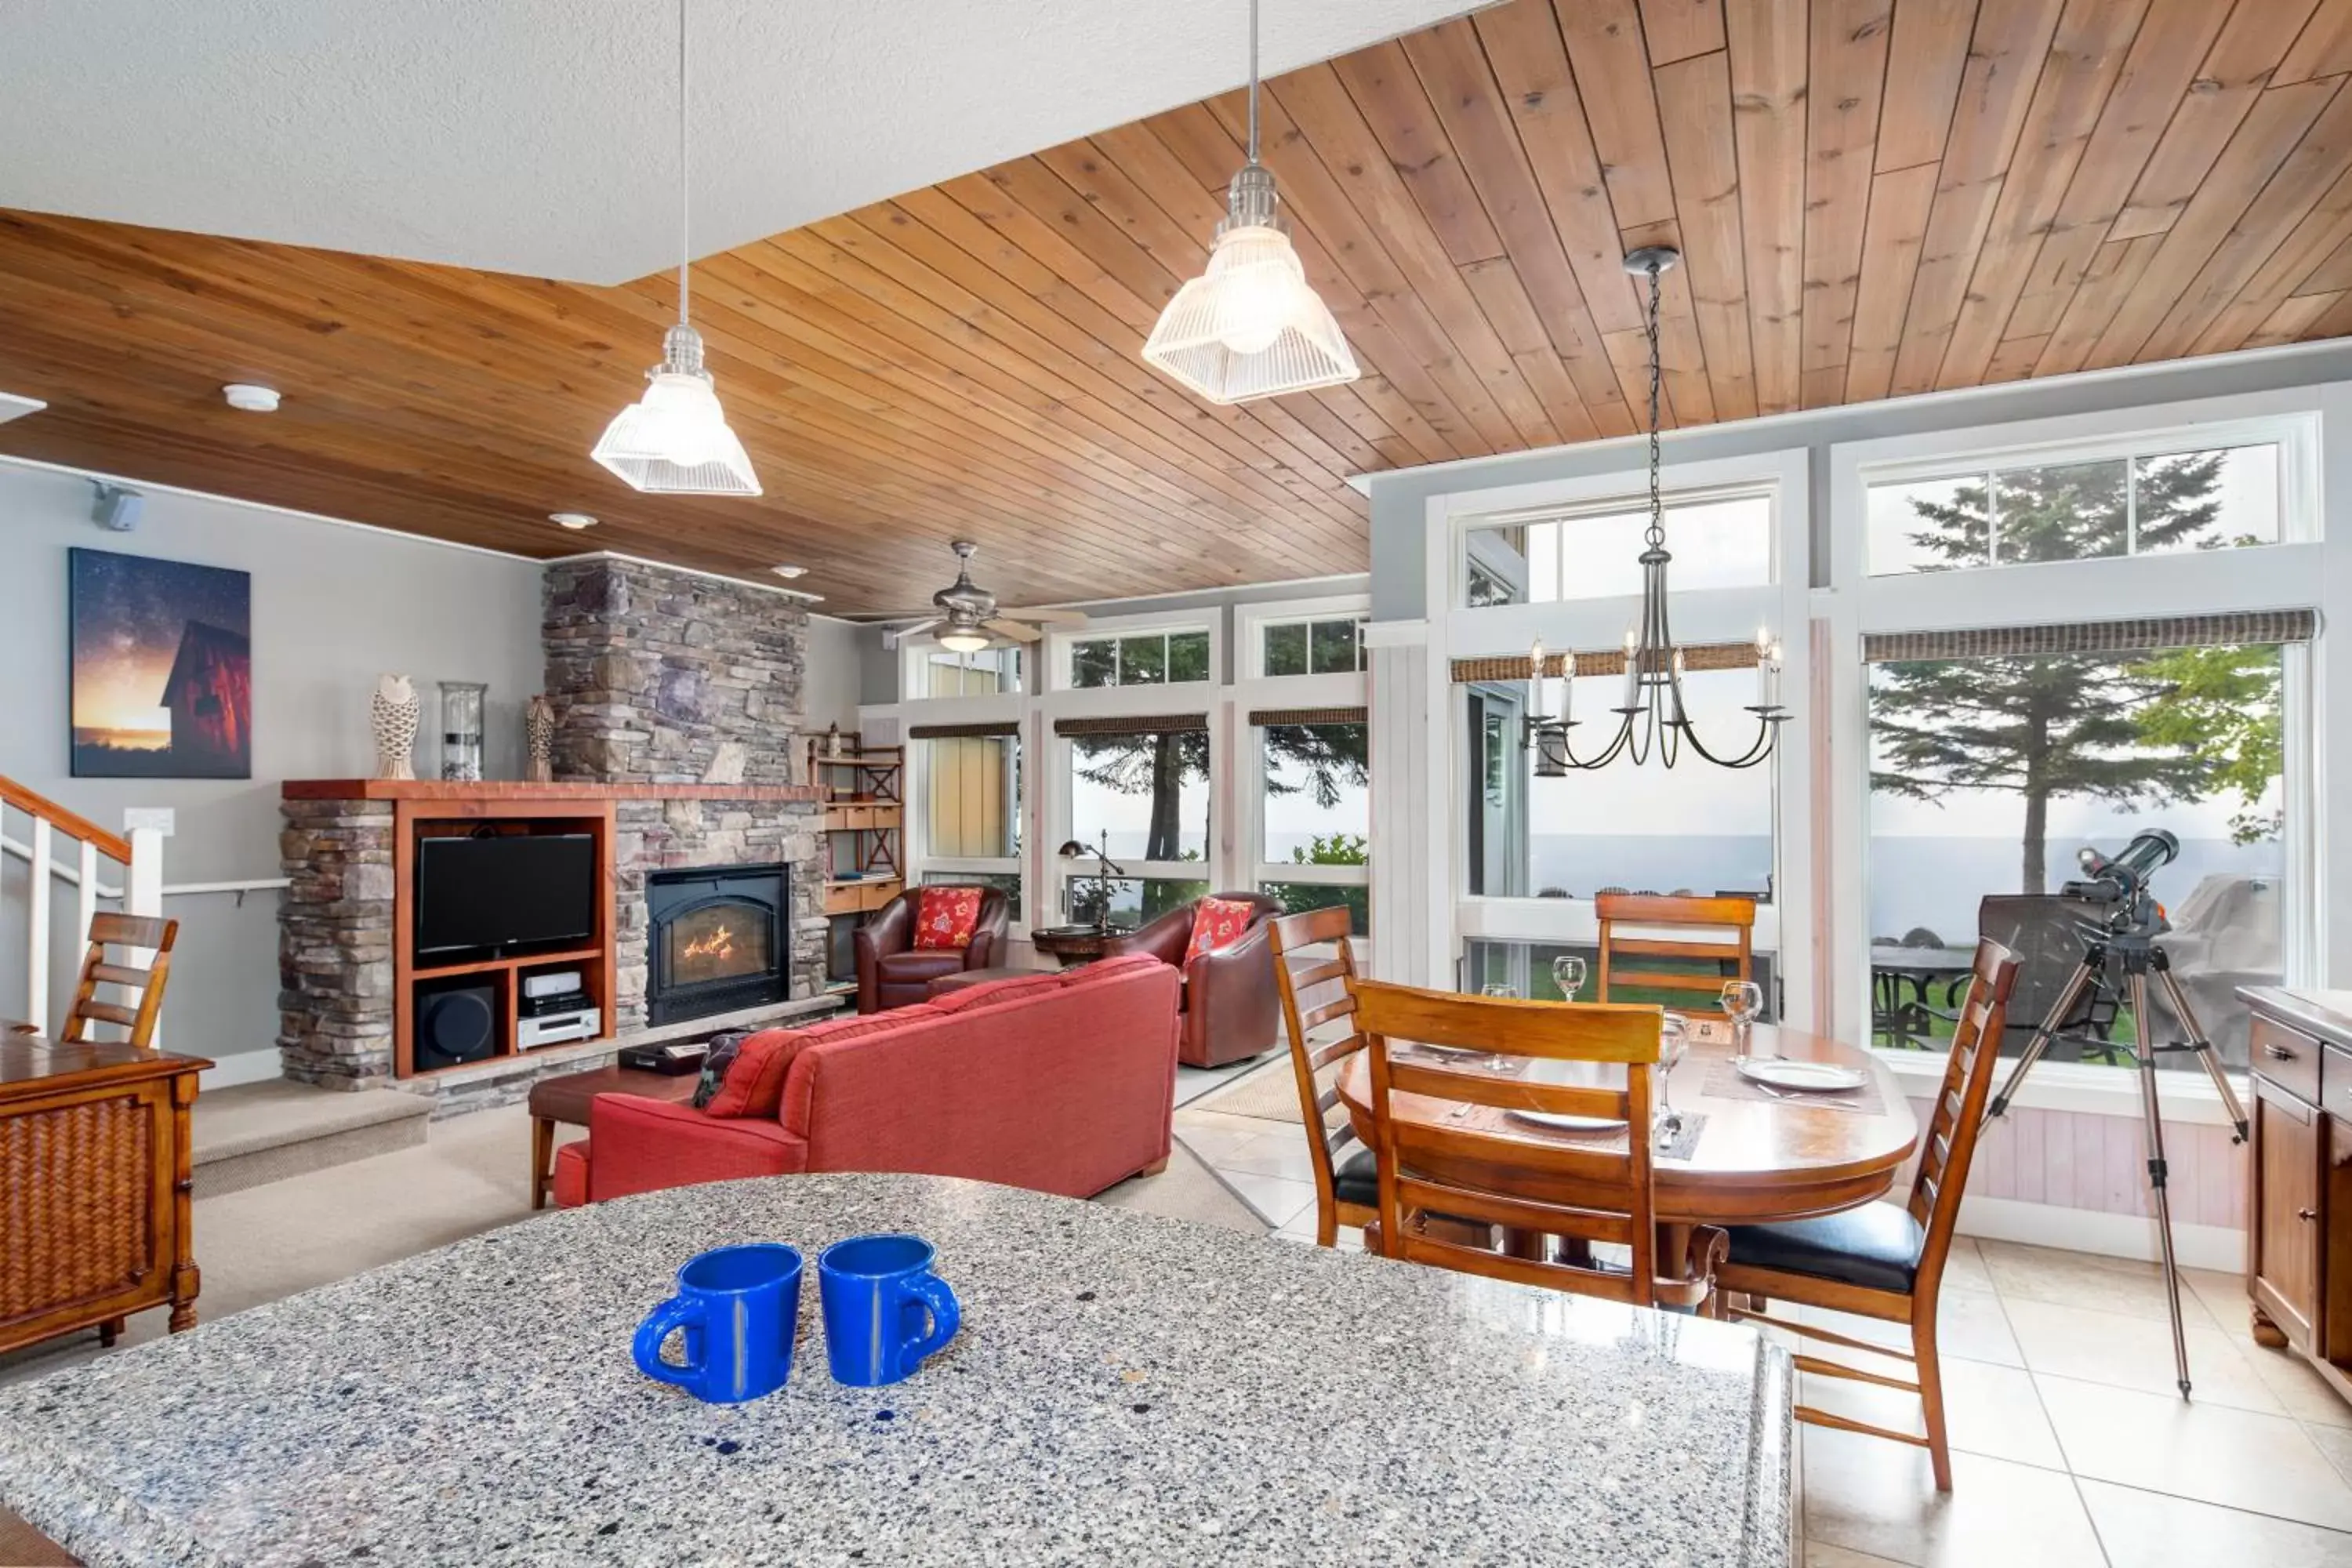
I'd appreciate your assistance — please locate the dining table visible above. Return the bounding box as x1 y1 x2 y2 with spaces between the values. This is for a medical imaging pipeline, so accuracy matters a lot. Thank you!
1335 1021 1919 1234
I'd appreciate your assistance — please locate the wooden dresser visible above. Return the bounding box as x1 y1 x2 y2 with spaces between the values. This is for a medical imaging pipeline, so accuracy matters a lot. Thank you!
0 1036 210 1356
2241 987 2352 1404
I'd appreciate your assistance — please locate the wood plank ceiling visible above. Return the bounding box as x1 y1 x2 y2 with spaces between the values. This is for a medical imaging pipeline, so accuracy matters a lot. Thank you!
6 0 2352 613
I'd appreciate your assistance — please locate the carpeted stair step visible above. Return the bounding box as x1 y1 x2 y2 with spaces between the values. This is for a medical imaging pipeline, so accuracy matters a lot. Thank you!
192 1080 433 1198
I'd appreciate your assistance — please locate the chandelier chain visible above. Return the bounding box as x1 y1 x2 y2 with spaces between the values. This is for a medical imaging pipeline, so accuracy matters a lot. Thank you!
1644 257 1664 550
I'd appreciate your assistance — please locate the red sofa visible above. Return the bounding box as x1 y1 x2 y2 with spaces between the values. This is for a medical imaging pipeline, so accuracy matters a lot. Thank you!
553 955 1178 1207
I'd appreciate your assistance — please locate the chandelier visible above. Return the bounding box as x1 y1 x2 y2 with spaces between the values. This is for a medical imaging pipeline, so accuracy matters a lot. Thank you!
1523 248 1787 772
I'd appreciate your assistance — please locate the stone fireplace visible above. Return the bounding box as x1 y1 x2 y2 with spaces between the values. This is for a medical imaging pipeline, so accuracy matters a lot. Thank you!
647 863 789 1025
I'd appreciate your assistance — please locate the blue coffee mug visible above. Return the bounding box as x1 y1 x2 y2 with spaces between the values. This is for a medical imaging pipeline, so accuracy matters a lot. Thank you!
632 1243 803 1403
818 1234 961 1387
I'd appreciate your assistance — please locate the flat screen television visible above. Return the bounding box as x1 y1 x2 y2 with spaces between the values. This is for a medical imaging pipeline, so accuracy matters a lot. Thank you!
415 833 597 958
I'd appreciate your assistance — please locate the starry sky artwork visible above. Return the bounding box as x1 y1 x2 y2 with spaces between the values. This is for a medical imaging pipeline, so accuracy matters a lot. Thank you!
70 548 252 779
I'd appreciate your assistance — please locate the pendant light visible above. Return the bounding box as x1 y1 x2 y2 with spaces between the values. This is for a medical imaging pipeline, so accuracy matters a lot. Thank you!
591 0 761 496
1523 249 1787 771
1142 0 1359 405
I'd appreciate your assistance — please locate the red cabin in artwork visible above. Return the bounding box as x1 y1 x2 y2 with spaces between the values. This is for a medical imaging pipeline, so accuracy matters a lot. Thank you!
163 620 252 768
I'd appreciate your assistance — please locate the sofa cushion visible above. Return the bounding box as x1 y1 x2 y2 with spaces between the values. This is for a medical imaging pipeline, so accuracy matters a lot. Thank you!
927 973 1064 1015
1725 1202 1926 1294
552 1141 590 1208
1187 896 1259 960
703 1011 937 1118
913 885 983 950
1060 953 1167 986
876 949 968 984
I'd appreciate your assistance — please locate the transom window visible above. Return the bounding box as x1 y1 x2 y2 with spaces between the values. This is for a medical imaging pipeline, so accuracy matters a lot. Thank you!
1262 615 1367 676
1069 628 1210 688
1462 488 1774 608
912 644 1022 698
1865 441 2283 575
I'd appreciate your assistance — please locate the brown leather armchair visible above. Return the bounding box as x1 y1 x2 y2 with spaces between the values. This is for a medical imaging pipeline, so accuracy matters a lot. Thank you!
855 887 1011 1013
1103 891 1283 1068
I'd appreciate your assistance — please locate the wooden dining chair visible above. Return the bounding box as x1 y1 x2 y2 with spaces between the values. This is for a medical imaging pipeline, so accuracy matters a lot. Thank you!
1351 978 1727 1308
60 913 180 1049
1595 892 1755 1008
1265 906 1377 1247
1716 937 2020 1491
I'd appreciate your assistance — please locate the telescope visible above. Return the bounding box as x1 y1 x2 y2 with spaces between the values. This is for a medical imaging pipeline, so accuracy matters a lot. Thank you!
2060 827 2179 906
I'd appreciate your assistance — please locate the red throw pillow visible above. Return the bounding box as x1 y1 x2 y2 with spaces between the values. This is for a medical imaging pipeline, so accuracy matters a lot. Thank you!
700 1029 797 1119
1186 897 1258 961
913 886 984 950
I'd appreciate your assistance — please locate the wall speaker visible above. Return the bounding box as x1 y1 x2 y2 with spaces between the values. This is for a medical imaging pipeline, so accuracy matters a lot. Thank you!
414 980 499 1071
91 482 143 532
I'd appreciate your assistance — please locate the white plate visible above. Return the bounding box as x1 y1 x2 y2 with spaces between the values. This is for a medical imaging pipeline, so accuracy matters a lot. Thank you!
1506 1109 1628 1133
1736 1057 1867 1093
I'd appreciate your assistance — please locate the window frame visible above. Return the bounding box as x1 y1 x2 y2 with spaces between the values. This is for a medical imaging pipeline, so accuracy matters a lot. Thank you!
1828 389 2325 1102
1051 609 1219 692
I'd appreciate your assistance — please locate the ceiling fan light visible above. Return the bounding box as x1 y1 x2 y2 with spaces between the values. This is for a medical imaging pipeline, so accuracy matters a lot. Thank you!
1144 169 1358 405
937 629 990 654
591 326 760 496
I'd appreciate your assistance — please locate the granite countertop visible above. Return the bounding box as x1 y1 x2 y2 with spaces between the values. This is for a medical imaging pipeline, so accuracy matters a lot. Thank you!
0 1173 1791 1568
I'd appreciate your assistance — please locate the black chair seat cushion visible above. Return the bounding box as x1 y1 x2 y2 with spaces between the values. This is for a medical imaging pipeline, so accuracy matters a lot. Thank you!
1726 1202 1926 1294
1334 1145 1380 1210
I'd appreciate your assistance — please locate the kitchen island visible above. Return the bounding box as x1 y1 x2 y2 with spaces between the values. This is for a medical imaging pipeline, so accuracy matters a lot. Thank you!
0 1172 1791 1566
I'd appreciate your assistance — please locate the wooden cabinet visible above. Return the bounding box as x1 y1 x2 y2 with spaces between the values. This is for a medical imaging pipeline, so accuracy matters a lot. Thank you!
2251 1075 2324 1351
2242 988 2352 1406
0 1038 209 1356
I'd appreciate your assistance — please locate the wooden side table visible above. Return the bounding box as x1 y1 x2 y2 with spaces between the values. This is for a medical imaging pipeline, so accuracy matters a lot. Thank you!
1027 925 1137 969
0 1033 212 1355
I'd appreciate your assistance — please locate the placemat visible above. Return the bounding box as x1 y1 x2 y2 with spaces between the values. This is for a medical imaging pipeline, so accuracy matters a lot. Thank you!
1699 1056 1886 1116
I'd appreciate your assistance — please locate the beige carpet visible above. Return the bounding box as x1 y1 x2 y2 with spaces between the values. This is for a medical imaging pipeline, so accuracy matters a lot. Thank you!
1189 1055 1309 1125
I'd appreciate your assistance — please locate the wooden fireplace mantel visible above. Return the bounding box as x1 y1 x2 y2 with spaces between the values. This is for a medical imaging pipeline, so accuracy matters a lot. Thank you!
284 779 823 803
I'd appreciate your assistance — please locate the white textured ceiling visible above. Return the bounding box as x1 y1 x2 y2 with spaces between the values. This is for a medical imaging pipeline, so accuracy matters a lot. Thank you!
2 0 1488 284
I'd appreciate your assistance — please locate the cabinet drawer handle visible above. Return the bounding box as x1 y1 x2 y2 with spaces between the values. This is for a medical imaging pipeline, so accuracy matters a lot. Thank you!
2266 1043 2297 1061
2299 1207 2319 1222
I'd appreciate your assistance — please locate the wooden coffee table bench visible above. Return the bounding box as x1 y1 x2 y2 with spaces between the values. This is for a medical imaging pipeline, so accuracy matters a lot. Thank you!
525 1064 700 1209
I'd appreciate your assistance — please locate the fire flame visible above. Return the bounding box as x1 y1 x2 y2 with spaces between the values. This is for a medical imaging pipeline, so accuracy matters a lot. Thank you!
682 924 735 962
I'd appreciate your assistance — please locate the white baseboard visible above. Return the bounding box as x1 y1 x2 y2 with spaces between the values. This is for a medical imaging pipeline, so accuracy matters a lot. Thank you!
198 1051 285 1093
1958 1193 2244 1273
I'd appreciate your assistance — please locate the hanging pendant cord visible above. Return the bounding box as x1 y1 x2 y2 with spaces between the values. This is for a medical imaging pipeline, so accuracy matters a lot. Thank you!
1645 260 1664 550
1247 0 1261 163
677 0 690 328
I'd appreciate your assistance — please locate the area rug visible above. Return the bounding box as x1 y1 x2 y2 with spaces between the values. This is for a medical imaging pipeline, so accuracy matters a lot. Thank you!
1187 1055 1308 1125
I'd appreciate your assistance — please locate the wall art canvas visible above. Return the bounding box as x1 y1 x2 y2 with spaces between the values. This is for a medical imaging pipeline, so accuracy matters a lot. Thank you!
70 547 252 779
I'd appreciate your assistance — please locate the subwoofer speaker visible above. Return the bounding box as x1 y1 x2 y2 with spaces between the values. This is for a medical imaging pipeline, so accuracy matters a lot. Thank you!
414 980 499 1071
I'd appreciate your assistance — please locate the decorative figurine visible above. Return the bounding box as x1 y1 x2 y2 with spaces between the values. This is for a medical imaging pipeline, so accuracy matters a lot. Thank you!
370 674 420 781
525 695 557 784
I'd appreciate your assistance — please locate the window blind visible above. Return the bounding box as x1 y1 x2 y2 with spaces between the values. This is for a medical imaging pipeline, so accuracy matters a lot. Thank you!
1051 713 1210 738
1863 610 2316 662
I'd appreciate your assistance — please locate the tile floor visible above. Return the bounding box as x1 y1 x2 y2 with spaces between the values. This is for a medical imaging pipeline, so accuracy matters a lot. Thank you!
1174 1098 2352 1568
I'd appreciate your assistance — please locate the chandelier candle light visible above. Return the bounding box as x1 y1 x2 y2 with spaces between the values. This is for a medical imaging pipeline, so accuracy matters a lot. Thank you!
1141 0 1359 404
590 0 761 496
1523 248 1787 772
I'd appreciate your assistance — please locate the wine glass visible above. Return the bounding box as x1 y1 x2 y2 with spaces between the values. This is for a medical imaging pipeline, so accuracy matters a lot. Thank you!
1479 983 1516 1069
1551 955 1587 1001
1656 1011 1690 1141
1720 980 1766 1057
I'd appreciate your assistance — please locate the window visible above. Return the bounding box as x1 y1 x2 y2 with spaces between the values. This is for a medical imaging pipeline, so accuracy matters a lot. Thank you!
1464 670 1775 902
1262 615 1367 676
912 644 1022 698
913 728 1022 920
1062 720 1211 926
1865 634 2289 1071
1865 442 2282 575
1256 717 1370 934
1068 628 1210 688
1462 490 1774 608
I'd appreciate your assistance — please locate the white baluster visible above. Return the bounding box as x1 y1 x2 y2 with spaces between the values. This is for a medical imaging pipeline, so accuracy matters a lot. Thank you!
25 817 50 1036
125 822 165 1050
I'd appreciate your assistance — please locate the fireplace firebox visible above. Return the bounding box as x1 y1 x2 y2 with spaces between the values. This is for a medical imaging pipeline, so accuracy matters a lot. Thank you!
646 864 789 1025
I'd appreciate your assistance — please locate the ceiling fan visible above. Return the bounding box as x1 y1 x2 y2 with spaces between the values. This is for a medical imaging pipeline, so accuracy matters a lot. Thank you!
877 540 1087 652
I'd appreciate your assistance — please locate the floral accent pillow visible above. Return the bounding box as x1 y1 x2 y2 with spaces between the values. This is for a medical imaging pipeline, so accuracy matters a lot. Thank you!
913 885 984 951
1186 897 1258 962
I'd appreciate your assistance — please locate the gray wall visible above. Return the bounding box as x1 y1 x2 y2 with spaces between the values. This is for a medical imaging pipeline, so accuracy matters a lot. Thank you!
1367 340 2352 617
803 614 866 736
0 463 545 1079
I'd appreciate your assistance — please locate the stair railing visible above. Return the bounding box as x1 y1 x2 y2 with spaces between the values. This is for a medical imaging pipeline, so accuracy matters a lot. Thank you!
0 775 166 1040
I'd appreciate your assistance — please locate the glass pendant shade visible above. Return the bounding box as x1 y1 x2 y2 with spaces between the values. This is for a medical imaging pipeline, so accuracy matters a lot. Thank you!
592 325 760 496
1144 166 1358 405
936 628 990 653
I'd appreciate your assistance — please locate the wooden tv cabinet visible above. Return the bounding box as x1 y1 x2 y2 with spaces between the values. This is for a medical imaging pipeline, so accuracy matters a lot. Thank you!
2242 985 2352 1409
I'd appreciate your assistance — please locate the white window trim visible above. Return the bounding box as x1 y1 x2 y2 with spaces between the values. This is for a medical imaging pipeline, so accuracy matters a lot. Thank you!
896 633 1027 702
1242 692 1372 906
1235 592 1372 681
902 731 1028 938
1049 608 1221 693
1826 385 2332 1113
1431 448 1813 1023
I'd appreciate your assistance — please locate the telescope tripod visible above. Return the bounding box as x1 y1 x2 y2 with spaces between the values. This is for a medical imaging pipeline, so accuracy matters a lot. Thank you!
1984 936 2249 1397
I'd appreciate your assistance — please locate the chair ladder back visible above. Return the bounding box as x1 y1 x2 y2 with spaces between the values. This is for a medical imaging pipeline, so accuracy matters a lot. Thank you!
1352 978 1675 1304
1595 893 1755 1007
60 910 180 1049
1905 938 2021 1261
1268 906 1370 1240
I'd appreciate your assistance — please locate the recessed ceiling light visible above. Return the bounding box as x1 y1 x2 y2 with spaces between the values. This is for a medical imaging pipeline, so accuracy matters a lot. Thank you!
222 383 281 412
550 512 598 530
771 564 807 579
